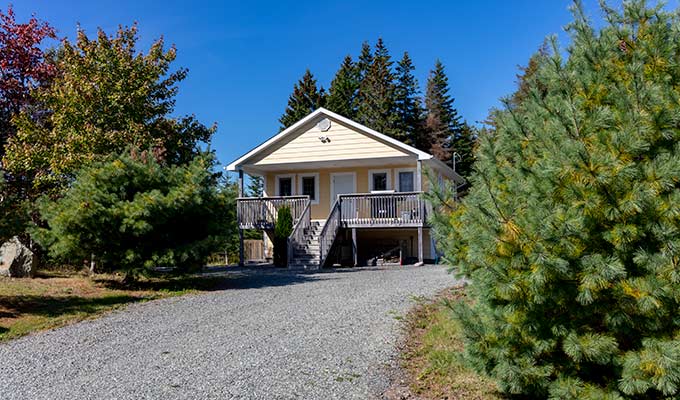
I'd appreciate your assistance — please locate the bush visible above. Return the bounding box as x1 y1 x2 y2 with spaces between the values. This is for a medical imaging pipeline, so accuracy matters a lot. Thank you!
273 206 292 267
431 2 680 398
34 151 232 279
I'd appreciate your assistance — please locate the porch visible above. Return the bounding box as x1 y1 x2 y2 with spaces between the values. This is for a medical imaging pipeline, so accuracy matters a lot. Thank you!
236 192 430 268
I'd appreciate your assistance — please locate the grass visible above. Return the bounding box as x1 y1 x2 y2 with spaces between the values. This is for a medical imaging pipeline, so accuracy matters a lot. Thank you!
0 270 230 342
400 286 501 400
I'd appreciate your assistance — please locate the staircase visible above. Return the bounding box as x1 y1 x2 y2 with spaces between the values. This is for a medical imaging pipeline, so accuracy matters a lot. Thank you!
289 220 324 269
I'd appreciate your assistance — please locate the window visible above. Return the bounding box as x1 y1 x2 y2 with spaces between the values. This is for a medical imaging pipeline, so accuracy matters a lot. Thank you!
278 177 292 196
398 171 415 192
373 173 387 191
302 177 315 200
369 170 391 192
297 173 319 204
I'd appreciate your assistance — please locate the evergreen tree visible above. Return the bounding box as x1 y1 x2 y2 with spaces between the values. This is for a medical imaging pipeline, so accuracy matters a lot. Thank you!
430 2 680 398
356 38 399 136
35 151 230 280
423 60 464 163
279 69 325 130
247 175 263 197
394 52 423 146
353 41 373 113
326 55 359 118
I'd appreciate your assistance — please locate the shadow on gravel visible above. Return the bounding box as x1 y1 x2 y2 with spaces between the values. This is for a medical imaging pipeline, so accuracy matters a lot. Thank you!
0 294 144 319
95 267 321 292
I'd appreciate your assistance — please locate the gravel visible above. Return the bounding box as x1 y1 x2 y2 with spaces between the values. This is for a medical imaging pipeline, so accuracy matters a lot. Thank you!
0 264 457 399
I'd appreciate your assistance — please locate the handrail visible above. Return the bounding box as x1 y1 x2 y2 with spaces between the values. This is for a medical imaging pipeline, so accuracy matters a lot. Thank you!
338 191 426 227
319 199 341 268
287 199 311 266
237 196 309 229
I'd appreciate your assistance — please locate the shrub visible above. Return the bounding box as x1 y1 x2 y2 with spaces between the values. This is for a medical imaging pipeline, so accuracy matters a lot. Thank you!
431 2 680 398
34 151 232 280
273 206 293 267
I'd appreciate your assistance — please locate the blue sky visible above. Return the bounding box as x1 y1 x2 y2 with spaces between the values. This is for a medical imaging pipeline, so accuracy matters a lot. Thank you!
5 1 678 174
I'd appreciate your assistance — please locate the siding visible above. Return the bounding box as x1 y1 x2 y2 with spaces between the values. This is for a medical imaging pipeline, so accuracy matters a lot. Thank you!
253 119 408 165
265 164 418 219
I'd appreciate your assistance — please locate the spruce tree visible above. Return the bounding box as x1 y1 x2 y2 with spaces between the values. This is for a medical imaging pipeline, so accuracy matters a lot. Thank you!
352 41 373 117
430 2 680 398
279 69 325 130
394 52 423 146
423 60 464 163
326 55 359 118
356 38 399 136
247 175 263 197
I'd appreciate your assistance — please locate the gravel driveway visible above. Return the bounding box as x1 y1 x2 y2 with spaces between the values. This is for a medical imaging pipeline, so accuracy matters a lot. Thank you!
0 265 455 399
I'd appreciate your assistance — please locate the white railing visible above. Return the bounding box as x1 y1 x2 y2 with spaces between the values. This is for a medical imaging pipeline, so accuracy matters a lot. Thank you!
237 196 309 229
338 192 425 227
287 199 311 266
319 199 341 268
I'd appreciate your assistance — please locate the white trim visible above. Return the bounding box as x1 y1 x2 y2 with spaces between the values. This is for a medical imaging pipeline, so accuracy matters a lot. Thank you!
297 172 320 204
226 107 433 171
394 168 416 192
368 169 392 192
263 175 268 197
274 174 295 196
330 172 357 208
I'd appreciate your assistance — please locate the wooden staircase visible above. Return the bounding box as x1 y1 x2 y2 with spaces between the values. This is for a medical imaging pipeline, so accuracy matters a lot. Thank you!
289 220 324 269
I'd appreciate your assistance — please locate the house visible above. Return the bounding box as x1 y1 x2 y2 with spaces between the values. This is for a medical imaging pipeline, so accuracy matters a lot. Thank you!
227 108 464 269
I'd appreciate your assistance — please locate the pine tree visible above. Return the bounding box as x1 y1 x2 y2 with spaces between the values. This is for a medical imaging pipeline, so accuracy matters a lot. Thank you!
423 60 464 163
356 38 399 136
326 55 360 118
430 2 680 398
279 69 325 130
394 52 423 146
247 175 263 197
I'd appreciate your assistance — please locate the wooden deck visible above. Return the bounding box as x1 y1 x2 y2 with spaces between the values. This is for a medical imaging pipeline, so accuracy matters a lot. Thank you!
237 192 428 230
236 196 309 230
237 192 429 268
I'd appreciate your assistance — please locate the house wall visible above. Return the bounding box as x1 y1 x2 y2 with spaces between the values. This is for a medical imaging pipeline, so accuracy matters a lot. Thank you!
263 164 420 219
252 118 409 166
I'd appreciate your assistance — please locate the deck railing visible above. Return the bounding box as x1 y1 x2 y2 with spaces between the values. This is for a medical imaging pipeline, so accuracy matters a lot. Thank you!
338 192 425 227
319 199 341 268
287 200 312 265
237 196 309 229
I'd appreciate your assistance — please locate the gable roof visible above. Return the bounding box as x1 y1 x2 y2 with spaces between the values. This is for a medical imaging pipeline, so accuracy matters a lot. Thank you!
226 107 464 183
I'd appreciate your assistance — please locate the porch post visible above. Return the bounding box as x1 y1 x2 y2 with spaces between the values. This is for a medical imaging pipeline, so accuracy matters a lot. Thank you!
416 159 423 191
239 228 244 266
417 226 424 264
352 228 358 267
238 169 244 197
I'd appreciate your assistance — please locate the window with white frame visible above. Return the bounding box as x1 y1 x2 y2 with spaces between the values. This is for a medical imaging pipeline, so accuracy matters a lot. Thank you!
276 175 293 196
369 170 391 192
297 173 319 204
397 170 415 192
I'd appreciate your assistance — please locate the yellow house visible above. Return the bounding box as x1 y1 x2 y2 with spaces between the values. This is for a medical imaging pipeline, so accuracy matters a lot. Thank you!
227 108 464 269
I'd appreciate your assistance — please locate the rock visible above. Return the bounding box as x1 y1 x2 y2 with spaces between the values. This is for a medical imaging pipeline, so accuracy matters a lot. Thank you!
0 237 36 278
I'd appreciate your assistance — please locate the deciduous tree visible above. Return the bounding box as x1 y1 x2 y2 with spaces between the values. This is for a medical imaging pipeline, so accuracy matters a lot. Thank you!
0 6 56 160
4 24 214 196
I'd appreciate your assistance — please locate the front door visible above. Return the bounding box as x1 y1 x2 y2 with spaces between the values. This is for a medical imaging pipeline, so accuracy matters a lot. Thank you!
331 173 355 206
